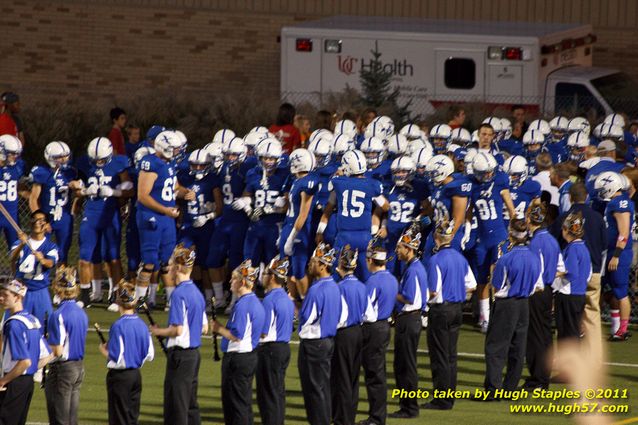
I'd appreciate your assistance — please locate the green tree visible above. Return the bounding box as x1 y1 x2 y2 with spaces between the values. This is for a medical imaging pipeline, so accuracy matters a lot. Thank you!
358 41 413 125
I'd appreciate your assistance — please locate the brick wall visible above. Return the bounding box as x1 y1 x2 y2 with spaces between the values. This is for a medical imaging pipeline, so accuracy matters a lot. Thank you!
2 0 638 105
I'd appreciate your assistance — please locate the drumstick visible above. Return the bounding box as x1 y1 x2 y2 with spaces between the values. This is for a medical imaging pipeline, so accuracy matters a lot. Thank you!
0 202 34 251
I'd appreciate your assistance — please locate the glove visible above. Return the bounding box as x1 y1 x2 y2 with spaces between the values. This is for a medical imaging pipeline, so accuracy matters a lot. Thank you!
117 181 134 191
82 185 99 197
284 230 298 256
232 198 247 211
274 196 287 209
99 186 114 197
250 207 263 222
192 213 214 228
263 205 274 215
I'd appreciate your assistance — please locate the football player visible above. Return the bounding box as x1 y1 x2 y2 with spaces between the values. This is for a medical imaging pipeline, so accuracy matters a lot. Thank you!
317 150 388 281
280 148 317 298
28 141 77 264
0 135 25 249
74 137 132 307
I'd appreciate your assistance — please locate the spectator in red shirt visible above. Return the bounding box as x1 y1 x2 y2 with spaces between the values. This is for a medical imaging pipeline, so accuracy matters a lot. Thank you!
269 103 301 154
108 107 127 155
447 105 466 129
0 92 20 143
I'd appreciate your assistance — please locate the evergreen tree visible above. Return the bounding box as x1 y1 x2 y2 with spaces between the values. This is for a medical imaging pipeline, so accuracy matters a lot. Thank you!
358 41 413 125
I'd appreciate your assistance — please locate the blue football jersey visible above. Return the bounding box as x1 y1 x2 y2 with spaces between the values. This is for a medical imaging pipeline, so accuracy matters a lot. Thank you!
364 159 392 183
177 170 221 225
430 175 472 223
471 171 509 244
329 176 383 232
77 155 130 215
12 236 59 290
285 174 318 228
384 183 422 237
29 165 78 217
245 167 290 225
546 140 569 164
0 159 25 214
311 162 339 209
605 193 635 252
135 154 177 214
504 179 541 221
219 163 251 223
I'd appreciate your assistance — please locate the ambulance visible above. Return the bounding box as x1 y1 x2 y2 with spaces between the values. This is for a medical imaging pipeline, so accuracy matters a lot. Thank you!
281 16 638 117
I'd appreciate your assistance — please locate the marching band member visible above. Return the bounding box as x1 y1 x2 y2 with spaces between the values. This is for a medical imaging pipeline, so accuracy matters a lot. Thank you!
100 281 154 425
150 244 207 425
45 267 89 425
212 260 265 425
257 256 295 425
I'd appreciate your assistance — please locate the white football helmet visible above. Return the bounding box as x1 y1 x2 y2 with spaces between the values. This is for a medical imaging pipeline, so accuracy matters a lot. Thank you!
173 130 188 161
482 117 503 140
594 171 624 201
256 138 282 171
399 123 426 141
341 150 367 176
248 126 270 135
503 155 528 187
407 139 432 157
332 134 355 161
213 129 236 145
44 141 72 169
568 117 591 136
309 129 333 145
412 147 433 177
188 149 211 180
567 131 590 161
334 119 357 137
391 156 416 186
472 152 498 182
450 128 472 146
528 119 551 138
134 146 155 167
360 137 386 166
387 134 408 157
604 113 625 129
243 131 268 155
204 142 224 174
426 155 454 185
307 137 333 167
471 130 479 144
289 148 316 174
522 130 545 146
500 118 513 140
87 137 113 167
599 124 624 143
592 123 604 139
0 135 22 165
549 116 570 142
223 137 247 167
365 116 394 140
429 124 452 154
154 131 182 160
464 148 478 175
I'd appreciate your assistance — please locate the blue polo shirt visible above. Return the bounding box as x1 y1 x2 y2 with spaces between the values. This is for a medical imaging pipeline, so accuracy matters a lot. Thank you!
2 310 47 375
47 300 88 361
363 270 399 322
492 245 543 298
167 280 206 349
427 247 476 304
336 275 367 329
298 276 341 339
260 287 295 343
394 258 428 313
222 292 265 353
553 240 592 296
107 314 154 369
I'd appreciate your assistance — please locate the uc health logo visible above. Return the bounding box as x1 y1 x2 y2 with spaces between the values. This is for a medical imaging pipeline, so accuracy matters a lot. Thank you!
338 55 358 76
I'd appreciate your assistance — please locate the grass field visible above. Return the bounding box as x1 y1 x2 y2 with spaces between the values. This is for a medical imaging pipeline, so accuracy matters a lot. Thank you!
21 307 638 425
